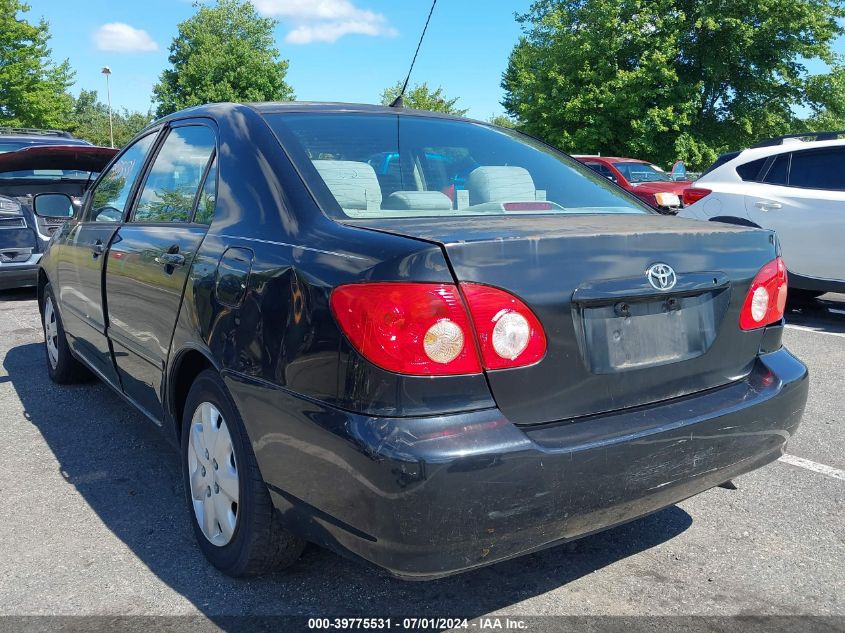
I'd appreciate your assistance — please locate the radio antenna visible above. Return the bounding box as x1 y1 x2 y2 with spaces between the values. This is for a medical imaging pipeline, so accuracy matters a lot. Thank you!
389 0 438 108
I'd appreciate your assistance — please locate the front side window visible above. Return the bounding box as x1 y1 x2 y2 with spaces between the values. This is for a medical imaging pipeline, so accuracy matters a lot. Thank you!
268 113 648 219
134 126 216 223
87 134 156 222
787 148 845 190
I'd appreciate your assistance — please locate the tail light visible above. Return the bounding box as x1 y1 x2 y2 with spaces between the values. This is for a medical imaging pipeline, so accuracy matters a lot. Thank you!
682 187 711 206
330 283 481 376
503 202 554 212
330 282 547 375
461 283 547 369
739 257 788 330
653 192 681 208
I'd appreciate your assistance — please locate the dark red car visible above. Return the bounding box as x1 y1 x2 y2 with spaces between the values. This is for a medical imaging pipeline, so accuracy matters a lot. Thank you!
574 156 691 214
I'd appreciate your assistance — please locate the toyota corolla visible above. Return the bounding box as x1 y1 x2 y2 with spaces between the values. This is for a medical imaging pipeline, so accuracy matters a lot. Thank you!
37 103 808 579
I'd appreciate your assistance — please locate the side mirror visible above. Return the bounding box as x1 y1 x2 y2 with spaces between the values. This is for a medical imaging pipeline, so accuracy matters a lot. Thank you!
606 175 618 183
33 193 75 219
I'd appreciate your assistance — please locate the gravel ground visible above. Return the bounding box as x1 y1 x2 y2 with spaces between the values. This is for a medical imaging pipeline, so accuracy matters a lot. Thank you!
0 288 842 627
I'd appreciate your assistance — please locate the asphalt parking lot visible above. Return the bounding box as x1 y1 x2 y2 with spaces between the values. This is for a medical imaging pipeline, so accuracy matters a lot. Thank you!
0 289 842 626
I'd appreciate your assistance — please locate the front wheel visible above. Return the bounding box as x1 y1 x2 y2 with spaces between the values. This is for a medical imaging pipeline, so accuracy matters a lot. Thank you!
42 283 91 384
182 370 305 577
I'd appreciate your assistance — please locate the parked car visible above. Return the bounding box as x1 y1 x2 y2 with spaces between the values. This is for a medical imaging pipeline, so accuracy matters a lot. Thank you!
574 155 692 214
680 132 845 299
37 103 807 579
0 129 116 290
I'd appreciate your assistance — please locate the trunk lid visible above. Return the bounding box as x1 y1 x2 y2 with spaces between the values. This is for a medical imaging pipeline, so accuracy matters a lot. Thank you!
0 145 117 173
352 215 779 424
630 180 691 196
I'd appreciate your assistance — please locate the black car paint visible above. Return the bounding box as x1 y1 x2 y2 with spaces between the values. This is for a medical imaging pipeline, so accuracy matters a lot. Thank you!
38 103 808 579
355 215 783 423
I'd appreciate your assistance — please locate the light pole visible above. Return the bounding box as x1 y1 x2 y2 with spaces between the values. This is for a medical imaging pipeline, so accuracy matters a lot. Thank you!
101 66 114 148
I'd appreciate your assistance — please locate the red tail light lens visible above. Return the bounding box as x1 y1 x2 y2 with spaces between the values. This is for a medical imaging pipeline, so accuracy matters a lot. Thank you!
682 187 712 206
330 282 548 375
739 257 788 330
330 283 482 376
460 283 547 370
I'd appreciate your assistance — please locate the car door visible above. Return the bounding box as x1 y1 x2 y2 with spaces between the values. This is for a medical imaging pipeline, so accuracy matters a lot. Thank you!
104 122 217 422
745 147 845 282
56 132 159 383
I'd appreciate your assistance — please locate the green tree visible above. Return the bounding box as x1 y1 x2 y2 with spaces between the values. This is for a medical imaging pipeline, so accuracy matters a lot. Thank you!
503 0 845 169
153 0 294 117
487 114 517 128
803 67 845 131
0 0 74 129
68 89 153 147
381 81 469 116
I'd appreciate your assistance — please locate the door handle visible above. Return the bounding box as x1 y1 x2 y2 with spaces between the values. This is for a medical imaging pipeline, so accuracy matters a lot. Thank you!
92 241 105 257
155 253 186 267
755 201 783 211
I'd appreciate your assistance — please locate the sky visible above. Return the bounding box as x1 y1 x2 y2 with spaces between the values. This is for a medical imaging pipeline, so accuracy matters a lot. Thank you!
24 0 534 120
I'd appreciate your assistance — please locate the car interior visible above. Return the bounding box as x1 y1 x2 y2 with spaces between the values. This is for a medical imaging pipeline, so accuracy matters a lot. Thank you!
270 113 648 219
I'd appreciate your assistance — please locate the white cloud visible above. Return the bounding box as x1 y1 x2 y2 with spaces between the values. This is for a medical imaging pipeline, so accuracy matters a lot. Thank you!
254 0 397 44
93 23 158 53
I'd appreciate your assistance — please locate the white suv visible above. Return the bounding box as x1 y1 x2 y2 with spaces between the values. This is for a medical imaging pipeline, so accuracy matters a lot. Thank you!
679 133 844 298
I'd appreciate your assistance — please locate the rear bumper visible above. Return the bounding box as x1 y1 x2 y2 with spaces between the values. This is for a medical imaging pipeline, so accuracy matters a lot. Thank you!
0 254 40 290
788 272 845 294
229 346 808 580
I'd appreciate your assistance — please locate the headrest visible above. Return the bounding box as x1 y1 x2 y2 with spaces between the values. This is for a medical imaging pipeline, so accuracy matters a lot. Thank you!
312 160 382 210
383 191 453 211
466 166 536 205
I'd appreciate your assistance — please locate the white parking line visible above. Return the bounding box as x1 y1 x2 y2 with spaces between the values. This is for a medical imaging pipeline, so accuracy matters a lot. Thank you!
779 454 845 481
784 324 845 338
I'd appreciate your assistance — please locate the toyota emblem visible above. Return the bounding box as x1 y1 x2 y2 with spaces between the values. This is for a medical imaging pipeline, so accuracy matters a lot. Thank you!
646 263 677 291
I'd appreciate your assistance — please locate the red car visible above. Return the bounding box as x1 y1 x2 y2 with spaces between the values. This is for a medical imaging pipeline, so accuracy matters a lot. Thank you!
574 156 691 214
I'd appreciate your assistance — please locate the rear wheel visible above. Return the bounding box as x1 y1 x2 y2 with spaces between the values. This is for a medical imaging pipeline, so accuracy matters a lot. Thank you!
41 283 91 384
181 370 304 577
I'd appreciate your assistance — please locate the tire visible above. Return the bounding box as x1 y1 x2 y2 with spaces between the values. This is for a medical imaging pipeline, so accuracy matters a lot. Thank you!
41 283 92 384
181 369 304 577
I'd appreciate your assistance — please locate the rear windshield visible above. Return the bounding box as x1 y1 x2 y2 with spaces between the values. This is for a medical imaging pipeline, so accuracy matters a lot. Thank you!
0 169 98 180
0 142 30 154
267 113 649 219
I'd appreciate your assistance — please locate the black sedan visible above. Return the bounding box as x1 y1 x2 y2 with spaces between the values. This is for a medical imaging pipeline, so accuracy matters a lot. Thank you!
36 103 808 579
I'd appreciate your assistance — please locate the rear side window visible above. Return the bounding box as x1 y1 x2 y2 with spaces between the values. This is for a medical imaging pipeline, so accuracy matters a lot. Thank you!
194 156 218 225
86 133 156 222
585 163 616 180
133 126 216 223
736 157 767 181
268 113 647 219
788 148 845 190
762 154 789 185
701 151 739 177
